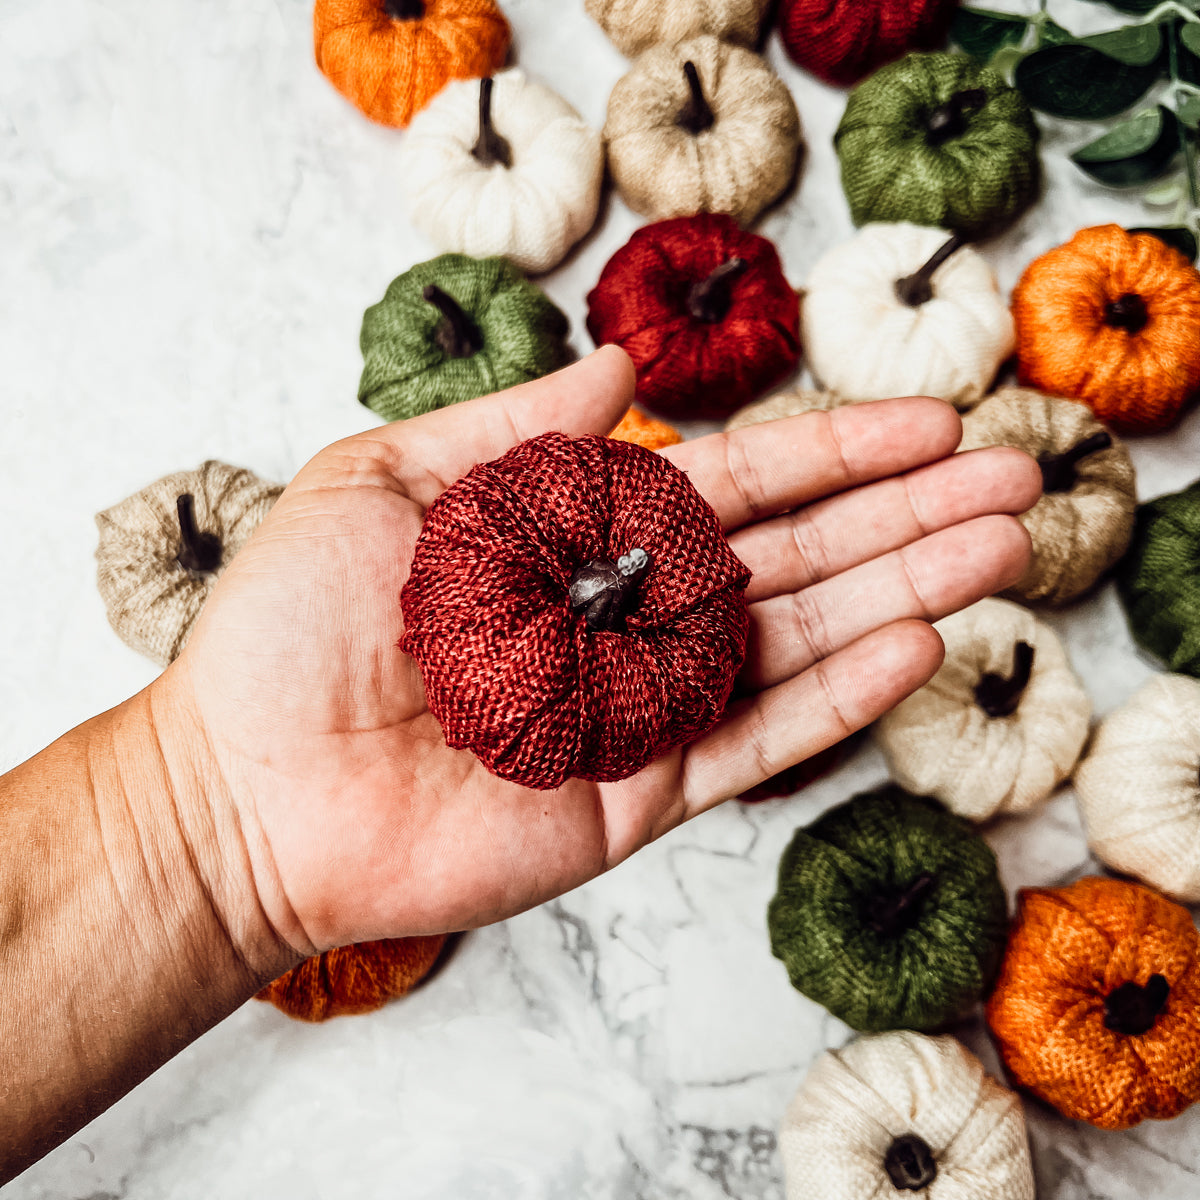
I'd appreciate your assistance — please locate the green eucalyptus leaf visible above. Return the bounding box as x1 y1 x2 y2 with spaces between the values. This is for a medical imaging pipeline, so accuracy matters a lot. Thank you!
1015 43 1163 118
1178 91 1200 128
1071 106 1181 185
1085 0 1168 12
1040 20 1076 48
1181 22 1200 60
1076 23 1162 66
1128 225 1199 260
1143 176 1188 205
951 9 1028 61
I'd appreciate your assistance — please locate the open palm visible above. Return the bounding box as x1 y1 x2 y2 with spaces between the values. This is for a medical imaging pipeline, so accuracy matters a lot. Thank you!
167 348 1039 957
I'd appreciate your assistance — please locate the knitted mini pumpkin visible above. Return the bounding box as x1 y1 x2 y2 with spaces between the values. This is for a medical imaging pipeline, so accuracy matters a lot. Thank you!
803 224 1014 409
585 0 771 58
1013 225 1200 435
780 1031 1035 1200
780 0 960 88
725 387 848 432
1075 675 1200 904
400 432 752 789
256 935 447 1022
313 0 511 129
95 461 283 667
398 72 604 276
835 53 1040 239
876 599 1091 823
768 785 1008 1032
586 213 801 420
603 36 802 227
1117 479 1200 677
607 407 682 451
959 387 1136 605
986 877 1200 1130
358 254 571 422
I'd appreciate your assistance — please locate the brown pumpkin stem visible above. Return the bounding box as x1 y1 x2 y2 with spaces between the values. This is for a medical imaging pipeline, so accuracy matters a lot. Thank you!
1105 292 1149 334
864 873 935 938
470 77 513 169
894 233 968 307
382 0 425 18
677 61 715 135
1104 974 1169 1036
423 285 484 359
884 1134 938 1192
925 87 987 146
175 493 222 574
1038 431 1113 494
974 641 1035 718
687 258 749 323
569 548 650 632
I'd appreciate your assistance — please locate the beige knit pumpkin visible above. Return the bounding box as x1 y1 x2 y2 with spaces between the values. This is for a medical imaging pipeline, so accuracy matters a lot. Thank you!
603 36 801 226
585 0 772 58
960 387 1135 605
724 387 848 432
95 461 283 667
875 598 1091 822
1075 674 1200 904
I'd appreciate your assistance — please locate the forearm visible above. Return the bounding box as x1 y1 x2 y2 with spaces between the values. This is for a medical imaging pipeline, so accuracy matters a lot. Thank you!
0 681 295 1183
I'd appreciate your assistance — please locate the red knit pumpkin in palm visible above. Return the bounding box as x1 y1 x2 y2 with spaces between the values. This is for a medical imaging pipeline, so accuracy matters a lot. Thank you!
400 432 752 790
586 213 801 421
779 0 959 88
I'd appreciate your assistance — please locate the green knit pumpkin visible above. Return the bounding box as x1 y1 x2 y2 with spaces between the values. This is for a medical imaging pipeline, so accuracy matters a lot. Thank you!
834 52 1040 238
358 254 572 422
767 785 1008 1033
1116 480 1200 677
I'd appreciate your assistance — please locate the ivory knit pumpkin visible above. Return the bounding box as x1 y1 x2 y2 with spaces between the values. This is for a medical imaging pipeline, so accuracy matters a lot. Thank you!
313 0 511 129
959 387 1136 605
876 599 1091 822
1013 225 1200 435
1075 675 1200 904
607 407 682 451
803 224 1014 409
767 785 1008 1032
836 53 1040 239
724 387 848 432
585 0 772 58
95 461 283 667
398 72 604 275
358 254 571 422
986 877 1200 1130
780 1032 1035 1200
603 36 802 226
399 432 751 790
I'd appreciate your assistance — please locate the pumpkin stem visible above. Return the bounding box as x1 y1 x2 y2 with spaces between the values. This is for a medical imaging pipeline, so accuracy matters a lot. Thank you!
974 641 1035 718
884 1134 938 1192
382 0 425 18
677 61 715 135
1105 292 1149 334
470 77 513 170
924 87 987 146
422 285 485 359
175 493 223 574
864 872 935 938
687 258 749 323
569 548 650 632
894 233 968 307
1037 431 1113 494
1104 974 1170 1036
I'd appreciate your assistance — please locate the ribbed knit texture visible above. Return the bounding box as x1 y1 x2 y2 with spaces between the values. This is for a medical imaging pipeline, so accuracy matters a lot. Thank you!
358 254 571 422
725 387 847 432
1013 225 1200 435
835 53 1040 239
586 213 801 420
986 877 1200 1130
400 432 752 790
585 0 772 58
607 407 682 450
767 785 1008 1032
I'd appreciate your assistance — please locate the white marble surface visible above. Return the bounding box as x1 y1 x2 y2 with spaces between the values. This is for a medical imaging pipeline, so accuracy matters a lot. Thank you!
3 0 1200 1196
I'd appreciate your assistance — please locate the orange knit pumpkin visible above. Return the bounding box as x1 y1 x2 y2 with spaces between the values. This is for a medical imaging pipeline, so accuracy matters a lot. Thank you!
608 407 683 451
313 0 511 129
256 935 447 1022
986 877 1200 1129
1012 225 1200 435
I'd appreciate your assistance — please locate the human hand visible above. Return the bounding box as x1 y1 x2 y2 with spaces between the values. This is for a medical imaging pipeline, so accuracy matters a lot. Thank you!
161 348 1039 960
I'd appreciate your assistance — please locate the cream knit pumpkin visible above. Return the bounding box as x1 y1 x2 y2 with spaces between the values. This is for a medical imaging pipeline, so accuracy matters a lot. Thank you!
780 1031 1034 1200
603 36 801 227
803 223 1015 409
585 0 772 58
876 598 1091 821
399 71 604 276
724 387 848 431
1075 675 1200 904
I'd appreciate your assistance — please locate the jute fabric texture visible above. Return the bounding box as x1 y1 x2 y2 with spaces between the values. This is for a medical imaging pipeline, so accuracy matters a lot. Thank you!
724 387 848 432
585 0 771 58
